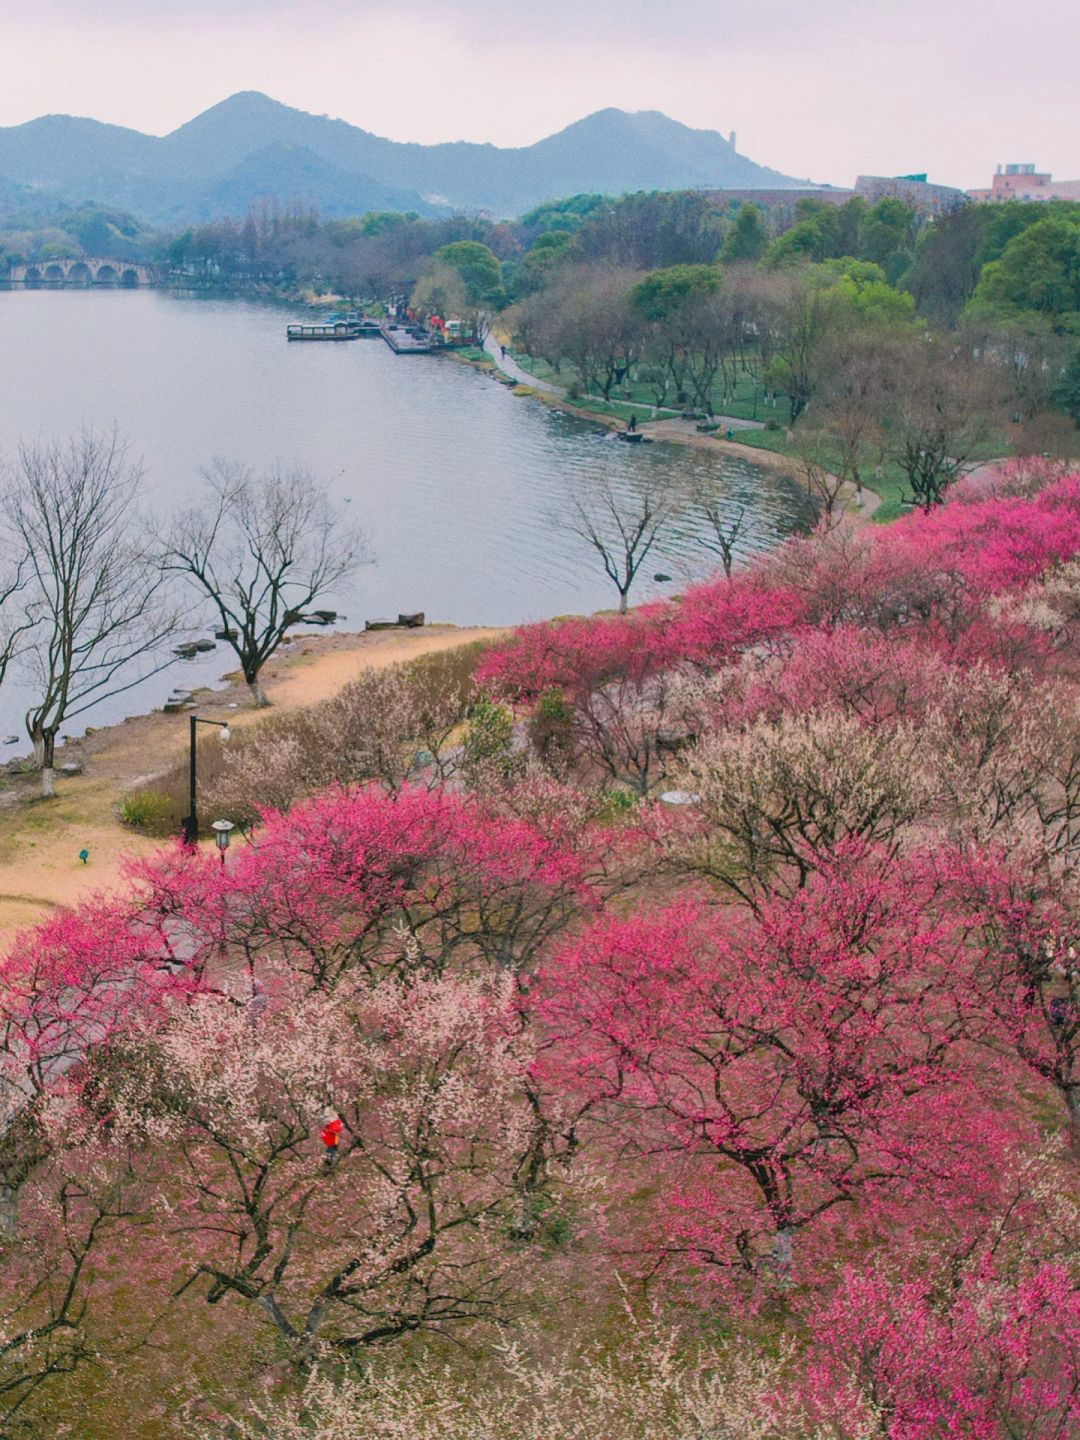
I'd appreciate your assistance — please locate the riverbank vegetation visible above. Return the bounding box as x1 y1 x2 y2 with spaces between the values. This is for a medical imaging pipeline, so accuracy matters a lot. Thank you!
8 186 1079 524
141 189 1080 518
3 457 1080 1435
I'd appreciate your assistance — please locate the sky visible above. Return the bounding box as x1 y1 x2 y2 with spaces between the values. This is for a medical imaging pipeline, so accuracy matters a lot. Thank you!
0 0 1077 190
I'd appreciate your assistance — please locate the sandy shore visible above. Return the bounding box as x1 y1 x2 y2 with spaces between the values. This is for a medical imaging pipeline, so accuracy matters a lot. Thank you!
0 625 505 943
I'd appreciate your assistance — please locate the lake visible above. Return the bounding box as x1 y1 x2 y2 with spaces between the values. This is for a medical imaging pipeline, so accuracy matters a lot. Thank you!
0 288 806 739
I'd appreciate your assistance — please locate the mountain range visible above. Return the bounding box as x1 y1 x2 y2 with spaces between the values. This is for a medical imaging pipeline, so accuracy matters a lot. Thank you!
0 92 807 225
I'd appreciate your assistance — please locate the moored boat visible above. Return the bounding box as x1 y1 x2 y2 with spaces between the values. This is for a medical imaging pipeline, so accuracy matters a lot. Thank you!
286 321 360 341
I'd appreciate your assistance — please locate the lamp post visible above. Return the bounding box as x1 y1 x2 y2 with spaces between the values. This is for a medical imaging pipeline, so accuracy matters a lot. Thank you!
211 818 235 867
181 715 231 846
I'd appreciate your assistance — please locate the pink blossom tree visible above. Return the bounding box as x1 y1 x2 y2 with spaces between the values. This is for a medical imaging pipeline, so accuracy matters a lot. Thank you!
534 845 1011 1289
796 1261 1080 1438
111 967 556 1364
125 786 607 993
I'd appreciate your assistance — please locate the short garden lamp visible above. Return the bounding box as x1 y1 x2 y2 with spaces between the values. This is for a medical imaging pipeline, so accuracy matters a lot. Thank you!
211 819 235 866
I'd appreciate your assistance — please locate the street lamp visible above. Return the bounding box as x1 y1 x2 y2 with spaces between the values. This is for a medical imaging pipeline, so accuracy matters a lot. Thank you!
211 818 235 866
181 715 231 846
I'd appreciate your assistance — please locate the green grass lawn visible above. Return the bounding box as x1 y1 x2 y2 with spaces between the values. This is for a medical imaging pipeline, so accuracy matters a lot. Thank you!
507 351 793 427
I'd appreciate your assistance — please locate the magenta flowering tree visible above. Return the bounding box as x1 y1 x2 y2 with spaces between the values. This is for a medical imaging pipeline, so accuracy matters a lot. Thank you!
934 846 1080 1136
124 785 608 992
533 844 1013 1288
796 1261 1080 1438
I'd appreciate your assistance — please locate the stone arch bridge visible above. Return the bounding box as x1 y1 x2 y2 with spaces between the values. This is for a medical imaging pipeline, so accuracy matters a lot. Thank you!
6 258 156 287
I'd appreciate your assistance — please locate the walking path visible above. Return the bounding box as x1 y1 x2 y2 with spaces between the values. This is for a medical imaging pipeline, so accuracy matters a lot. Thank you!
481 330 563 394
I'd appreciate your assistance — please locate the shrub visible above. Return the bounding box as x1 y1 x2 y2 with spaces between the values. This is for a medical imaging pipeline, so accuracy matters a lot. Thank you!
118 789 179 834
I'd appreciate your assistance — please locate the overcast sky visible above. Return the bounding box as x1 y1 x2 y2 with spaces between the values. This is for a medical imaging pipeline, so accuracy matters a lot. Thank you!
0 0 1076 190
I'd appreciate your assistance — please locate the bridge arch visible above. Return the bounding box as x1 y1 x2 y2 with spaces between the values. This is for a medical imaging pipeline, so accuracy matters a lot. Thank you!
6 257 155 287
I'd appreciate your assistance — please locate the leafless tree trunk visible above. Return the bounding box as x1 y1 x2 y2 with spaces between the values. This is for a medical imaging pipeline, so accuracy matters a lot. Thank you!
793 430 849 529
693 489 749 578
6 431 180 798
564 475 686 614
163 463 368 708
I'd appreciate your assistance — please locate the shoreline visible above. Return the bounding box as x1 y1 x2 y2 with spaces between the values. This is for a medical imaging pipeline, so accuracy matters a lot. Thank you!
0 624 505 942
451 343 883 516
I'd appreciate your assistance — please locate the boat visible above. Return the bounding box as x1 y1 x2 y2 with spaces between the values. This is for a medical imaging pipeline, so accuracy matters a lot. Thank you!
286 321 361 342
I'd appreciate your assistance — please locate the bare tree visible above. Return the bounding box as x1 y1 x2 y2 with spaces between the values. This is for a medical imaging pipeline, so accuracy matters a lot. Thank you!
541 264 644 402
882 335 1007 511
564 475 687 614
807 329 890 501
692 486 750 578
6 431 179 798
793 429 850 529
163 463 367 707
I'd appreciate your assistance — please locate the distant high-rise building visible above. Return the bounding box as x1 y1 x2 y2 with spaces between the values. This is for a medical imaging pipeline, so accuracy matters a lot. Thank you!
968 164 1080 202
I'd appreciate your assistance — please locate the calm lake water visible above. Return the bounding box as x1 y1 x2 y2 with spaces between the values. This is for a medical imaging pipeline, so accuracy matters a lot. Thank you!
0 288 805 740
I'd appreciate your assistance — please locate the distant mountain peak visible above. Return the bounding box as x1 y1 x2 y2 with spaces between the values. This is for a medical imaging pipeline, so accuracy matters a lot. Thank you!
0 93 808 226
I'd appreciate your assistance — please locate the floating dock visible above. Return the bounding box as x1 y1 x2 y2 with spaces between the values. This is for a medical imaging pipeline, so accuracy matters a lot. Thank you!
379 321 433 354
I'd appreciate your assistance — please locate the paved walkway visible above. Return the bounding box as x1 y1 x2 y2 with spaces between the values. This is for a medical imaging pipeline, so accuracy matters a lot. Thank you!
482 331 563 394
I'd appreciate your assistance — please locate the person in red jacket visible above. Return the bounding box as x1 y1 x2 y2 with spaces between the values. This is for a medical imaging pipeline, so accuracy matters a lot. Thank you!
320 1109 343 1167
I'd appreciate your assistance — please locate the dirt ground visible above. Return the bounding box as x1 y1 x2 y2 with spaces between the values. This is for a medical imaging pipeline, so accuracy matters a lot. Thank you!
0 625 504 943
